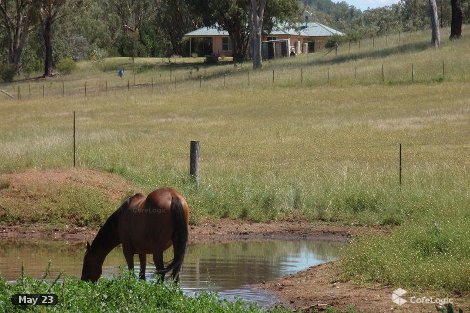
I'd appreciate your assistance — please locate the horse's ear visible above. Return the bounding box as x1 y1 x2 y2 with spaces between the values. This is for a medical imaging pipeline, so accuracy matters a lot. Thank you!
86 241 90 250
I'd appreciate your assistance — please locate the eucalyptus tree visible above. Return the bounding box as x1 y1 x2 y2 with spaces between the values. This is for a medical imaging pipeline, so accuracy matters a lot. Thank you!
185 0 250 62
38 0 84 76
250 0 266 69
186 0 298 63
102 0 158 57
428 0 440 47
155 0 193 56
0 0 39 71
450 0 463 39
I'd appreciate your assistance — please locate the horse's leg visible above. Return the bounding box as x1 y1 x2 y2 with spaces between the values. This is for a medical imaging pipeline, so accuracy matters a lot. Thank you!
171 262 182 283
123 246 135 276
153 252 165 282
138 254 146 280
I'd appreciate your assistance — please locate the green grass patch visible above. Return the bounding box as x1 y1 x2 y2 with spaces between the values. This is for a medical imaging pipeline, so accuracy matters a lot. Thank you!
0 184 119 227
341 219 470 292
0 271 289 312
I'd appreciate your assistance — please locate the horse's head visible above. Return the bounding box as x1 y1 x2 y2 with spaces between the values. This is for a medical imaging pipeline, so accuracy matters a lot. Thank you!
81 241 102 282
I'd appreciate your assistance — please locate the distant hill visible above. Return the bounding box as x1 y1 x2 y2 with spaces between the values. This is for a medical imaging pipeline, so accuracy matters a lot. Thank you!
302 0 470 38
301 0 363 34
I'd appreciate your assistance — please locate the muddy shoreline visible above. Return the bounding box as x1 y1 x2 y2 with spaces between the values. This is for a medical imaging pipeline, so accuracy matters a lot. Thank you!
0 219 365 244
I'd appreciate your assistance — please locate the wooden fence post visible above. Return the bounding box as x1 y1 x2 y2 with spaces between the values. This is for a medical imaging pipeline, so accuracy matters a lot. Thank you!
442 60 445 79
190 141 200 185
399 143 402 186
382 64 385 82
73 111 76 167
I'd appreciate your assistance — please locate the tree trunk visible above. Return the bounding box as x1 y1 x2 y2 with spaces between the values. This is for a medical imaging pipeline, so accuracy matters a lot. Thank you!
429 0 440 47
230 28 248 63
43 16 53 77
1 4 32 73
248 4 254 60
250 0 266 70
450 0 463 39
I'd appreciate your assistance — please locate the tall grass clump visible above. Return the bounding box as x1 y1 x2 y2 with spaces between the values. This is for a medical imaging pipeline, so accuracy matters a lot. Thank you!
56 58 77 75
0 185 118 227
0 63 16 82
0 271 290 312
341 215 470 292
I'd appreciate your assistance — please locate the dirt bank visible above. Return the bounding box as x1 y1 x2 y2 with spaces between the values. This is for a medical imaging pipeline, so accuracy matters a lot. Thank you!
256 261 470 312
0 218 365 243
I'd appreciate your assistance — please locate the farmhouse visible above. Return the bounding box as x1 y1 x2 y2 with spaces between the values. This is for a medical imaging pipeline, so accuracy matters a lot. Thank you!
184 21 343 59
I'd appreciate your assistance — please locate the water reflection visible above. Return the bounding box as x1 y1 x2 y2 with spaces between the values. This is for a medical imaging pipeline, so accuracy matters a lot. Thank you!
0 240 344 306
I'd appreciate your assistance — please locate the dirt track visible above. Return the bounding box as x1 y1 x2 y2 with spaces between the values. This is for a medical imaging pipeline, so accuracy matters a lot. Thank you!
1 219 468 312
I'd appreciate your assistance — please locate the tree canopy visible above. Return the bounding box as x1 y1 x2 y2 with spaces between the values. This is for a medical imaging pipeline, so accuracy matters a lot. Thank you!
0 0 468 77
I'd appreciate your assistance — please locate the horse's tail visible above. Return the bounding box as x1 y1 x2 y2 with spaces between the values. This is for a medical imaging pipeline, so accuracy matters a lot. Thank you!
156 196 188 279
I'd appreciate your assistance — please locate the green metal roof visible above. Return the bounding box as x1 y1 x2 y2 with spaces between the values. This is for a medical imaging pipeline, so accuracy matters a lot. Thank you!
184 22 343 38
185 24 228 37
299 22 344 37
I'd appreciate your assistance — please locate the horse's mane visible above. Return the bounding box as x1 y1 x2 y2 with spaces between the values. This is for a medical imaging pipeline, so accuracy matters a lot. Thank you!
90 206 122 251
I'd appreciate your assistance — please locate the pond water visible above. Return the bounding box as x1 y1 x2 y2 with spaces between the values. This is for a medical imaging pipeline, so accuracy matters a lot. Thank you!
0 239 344 307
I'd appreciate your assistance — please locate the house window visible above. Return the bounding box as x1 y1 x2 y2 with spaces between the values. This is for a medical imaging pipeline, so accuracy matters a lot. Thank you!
267 36 277 41
222 37 231 51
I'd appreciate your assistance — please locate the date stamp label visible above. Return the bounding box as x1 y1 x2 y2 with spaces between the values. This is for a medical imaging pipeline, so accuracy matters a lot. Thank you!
11 294 58 306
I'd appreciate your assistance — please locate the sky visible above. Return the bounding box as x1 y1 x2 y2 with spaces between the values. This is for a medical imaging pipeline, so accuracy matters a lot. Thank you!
344 0 400 11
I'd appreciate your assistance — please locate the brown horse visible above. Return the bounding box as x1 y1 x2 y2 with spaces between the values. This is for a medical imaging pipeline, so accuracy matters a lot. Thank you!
81 187 189 282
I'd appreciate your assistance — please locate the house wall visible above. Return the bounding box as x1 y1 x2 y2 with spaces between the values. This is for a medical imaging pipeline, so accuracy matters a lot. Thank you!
212 37 233 56
206 34 334 57
262 35 332 54
302 36 331 51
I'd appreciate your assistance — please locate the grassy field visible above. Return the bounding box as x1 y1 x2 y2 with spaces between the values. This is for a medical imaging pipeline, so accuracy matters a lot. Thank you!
0 28 469 294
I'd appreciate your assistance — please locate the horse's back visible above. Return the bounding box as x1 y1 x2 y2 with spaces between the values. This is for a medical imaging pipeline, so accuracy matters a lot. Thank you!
147 188 189 219
118 188 189 254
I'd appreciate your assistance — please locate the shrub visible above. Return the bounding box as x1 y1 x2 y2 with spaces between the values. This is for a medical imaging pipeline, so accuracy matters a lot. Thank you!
56 57 77 75
21 45 42 77
0 63 16 82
